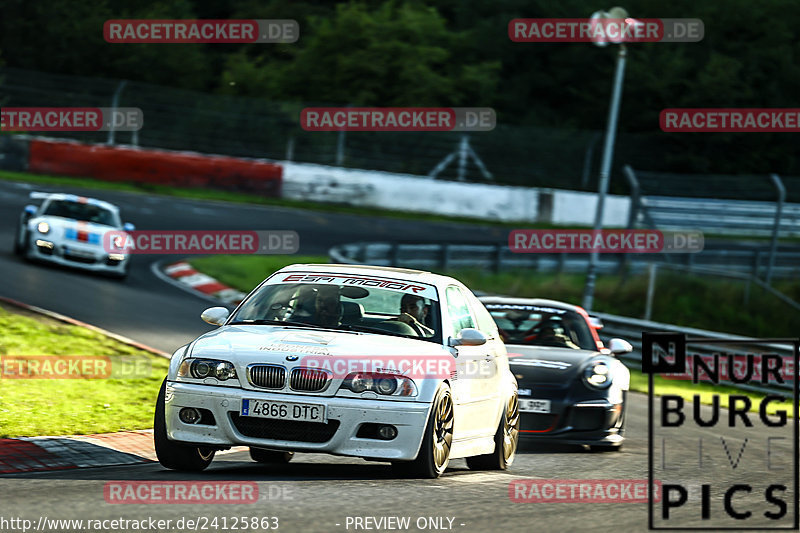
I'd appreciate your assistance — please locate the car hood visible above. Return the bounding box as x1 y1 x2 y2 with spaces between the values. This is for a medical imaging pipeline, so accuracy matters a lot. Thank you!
506 345 602 383
31 216 118 245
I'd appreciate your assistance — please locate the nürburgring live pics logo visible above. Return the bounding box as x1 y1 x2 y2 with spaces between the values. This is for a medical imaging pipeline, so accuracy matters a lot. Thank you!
643 332 799 530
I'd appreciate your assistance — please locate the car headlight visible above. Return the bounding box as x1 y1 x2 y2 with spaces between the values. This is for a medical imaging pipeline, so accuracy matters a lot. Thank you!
583 359 613 389
340 372 417 397
177 358 237 381
112 235 124 249
37 222 50 234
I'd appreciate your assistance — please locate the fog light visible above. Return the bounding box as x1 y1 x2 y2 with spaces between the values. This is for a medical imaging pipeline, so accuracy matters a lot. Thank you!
179 407 201 424
377 425 397 440
108 253 125 261
35 239 54 249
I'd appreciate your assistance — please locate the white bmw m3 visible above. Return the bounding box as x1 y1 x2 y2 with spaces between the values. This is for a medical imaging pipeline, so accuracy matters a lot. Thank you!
155 263 519 478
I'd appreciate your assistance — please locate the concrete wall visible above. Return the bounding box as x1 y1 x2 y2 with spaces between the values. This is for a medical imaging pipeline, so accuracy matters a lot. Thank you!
282 161 630 226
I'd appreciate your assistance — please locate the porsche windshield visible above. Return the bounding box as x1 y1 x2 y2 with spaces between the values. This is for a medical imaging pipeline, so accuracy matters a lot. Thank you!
42 200 119 227
230 281 441 342
487 304 596 350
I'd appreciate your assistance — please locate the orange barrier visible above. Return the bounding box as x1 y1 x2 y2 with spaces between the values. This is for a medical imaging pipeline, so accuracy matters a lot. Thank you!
27 139 282 196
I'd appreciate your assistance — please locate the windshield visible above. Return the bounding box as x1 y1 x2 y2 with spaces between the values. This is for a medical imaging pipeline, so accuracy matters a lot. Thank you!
486 304 596 350
230 279 441 342
43 200 119 227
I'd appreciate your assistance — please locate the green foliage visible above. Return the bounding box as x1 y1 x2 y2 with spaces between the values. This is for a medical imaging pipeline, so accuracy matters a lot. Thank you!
2 0 800 174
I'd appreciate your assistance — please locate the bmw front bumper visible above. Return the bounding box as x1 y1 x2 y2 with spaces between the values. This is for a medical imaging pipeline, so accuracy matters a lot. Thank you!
165 381 432 461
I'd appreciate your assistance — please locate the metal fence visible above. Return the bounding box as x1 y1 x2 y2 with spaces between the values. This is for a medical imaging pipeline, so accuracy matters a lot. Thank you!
329 241 800 280
0 67 609 189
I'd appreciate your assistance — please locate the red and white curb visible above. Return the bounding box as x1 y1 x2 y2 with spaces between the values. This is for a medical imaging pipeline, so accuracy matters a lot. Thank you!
161 262 246 305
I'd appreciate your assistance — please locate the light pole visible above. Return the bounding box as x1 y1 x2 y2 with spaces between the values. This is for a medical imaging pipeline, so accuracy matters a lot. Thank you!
581 7 636 312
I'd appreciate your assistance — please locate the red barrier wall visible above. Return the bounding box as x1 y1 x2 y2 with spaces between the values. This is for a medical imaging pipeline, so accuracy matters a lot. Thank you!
27 139 282 196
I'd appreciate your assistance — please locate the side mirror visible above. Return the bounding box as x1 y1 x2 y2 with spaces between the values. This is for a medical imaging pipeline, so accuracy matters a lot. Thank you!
608 338 633 355
23 205 37 217
448 328 487 347
201 306 230 326
123 222 135 231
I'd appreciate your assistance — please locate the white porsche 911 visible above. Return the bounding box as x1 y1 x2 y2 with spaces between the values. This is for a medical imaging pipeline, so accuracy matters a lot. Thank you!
14 191 134 279
155 263 519 478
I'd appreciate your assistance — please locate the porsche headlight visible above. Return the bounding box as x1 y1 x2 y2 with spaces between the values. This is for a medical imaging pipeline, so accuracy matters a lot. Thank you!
583 359 613 389
112 235 125 249
37 222 50 234
340 372 417 397
178 358 237 381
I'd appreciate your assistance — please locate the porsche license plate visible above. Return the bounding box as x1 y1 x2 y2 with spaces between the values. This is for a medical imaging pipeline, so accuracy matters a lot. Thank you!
241 399 326 422
519 399 551 413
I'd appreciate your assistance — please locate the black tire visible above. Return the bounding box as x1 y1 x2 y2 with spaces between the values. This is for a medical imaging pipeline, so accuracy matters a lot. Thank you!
14 228 28 257
466 392 519 471
394 383 454 479
153 379 215 471
250 448 294 464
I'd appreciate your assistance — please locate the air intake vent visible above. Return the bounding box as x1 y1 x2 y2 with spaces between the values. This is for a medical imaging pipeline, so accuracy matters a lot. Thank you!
290 367 330 392
248 365 286 389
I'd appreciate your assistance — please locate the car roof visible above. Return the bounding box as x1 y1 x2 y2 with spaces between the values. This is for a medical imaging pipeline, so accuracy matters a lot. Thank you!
478 296 586 314
33 192 119 212
274 263 460 287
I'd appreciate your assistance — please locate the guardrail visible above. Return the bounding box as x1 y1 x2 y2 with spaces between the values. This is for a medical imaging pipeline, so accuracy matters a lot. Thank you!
595 312 796 396
329 241 800 279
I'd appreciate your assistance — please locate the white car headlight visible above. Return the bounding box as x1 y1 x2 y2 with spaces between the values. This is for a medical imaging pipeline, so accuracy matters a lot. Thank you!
37 222 50 234
583 359 613 389
340 372 417 397
178 358 237 381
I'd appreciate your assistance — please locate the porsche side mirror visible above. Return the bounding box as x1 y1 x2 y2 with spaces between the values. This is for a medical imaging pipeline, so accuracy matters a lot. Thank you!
23 205 37 217
449 328 487 347
201 307 230 326
608 338 633 355
123 222 136 231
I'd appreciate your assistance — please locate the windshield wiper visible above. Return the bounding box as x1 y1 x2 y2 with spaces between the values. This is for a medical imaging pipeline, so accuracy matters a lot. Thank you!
335 323 417 337
229 318 331 329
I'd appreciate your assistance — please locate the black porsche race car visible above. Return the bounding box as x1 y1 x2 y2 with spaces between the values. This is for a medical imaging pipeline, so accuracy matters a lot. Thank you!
480 296 633 450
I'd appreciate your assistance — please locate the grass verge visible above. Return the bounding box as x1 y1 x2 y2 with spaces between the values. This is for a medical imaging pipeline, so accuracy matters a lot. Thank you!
189 255 329 293
0 302 169 437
